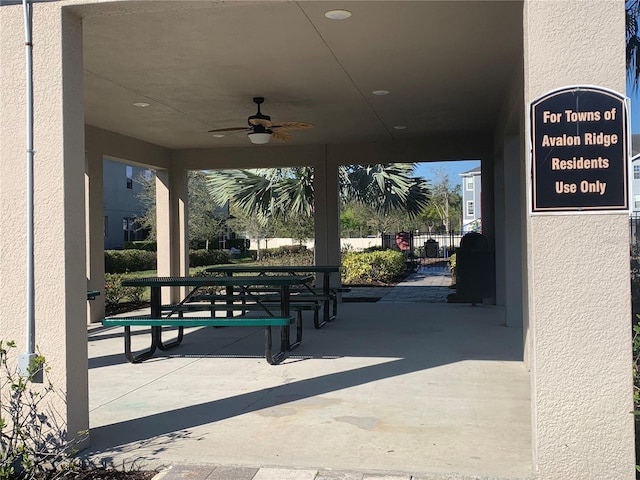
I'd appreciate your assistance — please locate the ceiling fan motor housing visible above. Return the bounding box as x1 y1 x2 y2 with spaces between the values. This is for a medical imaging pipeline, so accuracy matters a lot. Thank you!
251 124 272 134
248 96 271 126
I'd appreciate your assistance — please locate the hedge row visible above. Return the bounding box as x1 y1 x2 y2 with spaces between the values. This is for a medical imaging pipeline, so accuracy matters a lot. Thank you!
105 250 156 273
124 239 251 252
105 249 231 273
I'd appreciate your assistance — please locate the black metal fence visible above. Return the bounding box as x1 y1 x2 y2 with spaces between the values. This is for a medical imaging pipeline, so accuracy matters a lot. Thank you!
382 231 462 259
631 215 640 317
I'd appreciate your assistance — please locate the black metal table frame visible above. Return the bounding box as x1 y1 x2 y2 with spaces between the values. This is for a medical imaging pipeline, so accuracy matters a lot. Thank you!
205 265 341 327
121 275 312 360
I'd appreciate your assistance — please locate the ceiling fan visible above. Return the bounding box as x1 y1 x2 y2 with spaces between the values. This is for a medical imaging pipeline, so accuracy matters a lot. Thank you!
208 97 314 144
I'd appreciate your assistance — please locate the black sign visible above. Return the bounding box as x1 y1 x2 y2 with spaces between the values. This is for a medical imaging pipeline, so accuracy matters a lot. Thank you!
531 86 629 212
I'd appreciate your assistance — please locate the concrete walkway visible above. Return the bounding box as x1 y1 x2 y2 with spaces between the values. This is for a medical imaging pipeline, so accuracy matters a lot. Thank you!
343 263 452 304
85 266 531 480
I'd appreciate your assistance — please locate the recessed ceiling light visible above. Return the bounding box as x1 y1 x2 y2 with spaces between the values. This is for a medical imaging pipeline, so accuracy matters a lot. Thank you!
212 134 225 138
133 102 150 108
372 90 390 96
393 125 407 130
325 9 352 20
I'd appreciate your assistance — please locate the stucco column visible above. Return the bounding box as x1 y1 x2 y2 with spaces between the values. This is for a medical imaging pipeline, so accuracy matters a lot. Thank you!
494 148 506 308
86 152 105 324
524 1 634 478
480 156 496 304
155 164 188 302
0 5 88 445
503 136 524 328
313 152 341 282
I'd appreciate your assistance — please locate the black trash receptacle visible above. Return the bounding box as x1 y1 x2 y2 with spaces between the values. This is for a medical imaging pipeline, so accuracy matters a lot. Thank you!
425 239 439 258
454 232 494 305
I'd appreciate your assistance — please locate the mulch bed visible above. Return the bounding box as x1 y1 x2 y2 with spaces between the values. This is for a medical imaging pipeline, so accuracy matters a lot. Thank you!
70 469 157 480
105 301 148 316
342 297 381 303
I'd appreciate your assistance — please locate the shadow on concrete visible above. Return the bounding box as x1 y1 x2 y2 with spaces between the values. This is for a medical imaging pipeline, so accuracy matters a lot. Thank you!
86 302 523 460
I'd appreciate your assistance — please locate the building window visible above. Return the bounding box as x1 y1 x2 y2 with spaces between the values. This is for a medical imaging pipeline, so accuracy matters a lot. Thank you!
466 201 474 216
466 177 474 191
635 165 640 180
126 165 133 189
635 195 640 210
123 217 134 242
144 169 153 181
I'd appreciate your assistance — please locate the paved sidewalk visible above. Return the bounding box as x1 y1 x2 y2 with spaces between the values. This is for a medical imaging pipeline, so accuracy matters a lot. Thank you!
343 263 452 304
154 464 518 480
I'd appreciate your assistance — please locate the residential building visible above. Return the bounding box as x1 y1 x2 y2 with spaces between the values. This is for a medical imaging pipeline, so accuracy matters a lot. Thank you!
459 166 481 232
103 159 150 249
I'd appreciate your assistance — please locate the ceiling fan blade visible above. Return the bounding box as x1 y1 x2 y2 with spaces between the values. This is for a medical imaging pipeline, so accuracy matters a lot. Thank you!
271 121 314 131
248 118 273 128
270 129 291 142
207 126 249 133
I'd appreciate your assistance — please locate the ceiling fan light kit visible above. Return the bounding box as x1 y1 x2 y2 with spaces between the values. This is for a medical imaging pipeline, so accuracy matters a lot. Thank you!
248 132 272 144
207 96 313 145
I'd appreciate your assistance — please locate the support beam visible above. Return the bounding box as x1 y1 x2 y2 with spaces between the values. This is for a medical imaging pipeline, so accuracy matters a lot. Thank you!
313 152 341 284
85 151 105 324
155 165 188 303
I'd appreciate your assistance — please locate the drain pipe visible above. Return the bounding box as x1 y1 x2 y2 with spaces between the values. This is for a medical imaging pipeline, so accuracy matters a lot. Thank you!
16 0 38 379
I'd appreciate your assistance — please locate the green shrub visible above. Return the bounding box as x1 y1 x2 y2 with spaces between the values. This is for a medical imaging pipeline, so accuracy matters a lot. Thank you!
123 241 157 251
105 250 156 273
449 253 457 272
633 316 640 474
261 245 309 258
362 245 386 253
189 249 231 267
0 340 83 480
106 248 234 273
258 246 313 266
126 286 146 304
341 250 405 284
104 273 128 307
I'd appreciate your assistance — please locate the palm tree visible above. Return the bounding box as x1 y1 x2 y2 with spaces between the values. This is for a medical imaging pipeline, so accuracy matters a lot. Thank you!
206 163 429 226
628 0 640 90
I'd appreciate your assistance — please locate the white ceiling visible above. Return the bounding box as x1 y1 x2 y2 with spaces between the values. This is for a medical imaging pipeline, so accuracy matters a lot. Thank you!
72 1 523 150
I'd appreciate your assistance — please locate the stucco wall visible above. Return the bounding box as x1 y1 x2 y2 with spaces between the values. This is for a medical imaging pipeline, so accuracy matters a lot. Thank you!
524 1 634 478
0 4 89 445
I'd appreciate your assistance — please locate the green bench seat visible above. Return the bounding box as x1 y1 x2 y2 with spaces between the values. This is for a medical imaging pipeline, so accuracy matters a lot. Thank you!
87 290 100 300
102 315 299 365
186 295 325 328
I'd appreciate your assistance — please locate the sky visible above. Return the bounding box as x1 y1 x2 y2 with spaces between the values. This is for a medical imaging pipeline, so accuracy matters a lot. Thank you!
417 81 640 187
413 160 480 188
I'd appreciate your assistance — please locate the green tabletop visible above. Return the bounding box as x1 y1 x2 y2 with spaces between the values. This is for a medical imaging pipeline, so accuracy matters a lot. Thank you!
122 275 313 288
205 265 340 274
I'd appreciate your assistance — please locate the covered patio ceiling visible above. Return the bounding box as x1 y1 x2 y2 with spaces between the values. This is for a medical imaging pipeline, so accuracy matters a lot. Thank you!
71 1 523 151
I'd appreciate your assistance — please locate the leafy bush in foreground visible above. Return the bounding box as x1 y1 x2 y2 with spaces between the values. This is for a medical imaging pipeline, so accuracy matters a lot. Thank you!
0 341 83 480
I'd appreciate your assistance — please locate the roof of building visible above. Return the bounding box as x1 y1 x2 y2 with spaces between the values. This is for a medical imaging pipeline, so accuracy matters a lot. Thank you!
459 166 482 176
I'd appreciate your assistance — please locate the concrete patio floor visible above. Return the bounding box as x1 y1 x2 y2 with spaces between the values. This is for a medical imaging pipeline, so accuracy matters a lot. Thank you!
85 284 532 480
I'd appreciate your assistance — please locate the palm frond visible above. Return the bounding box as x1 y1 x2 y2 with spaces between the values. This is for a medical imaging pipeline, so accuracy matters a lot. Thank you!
627 0 640 91
207 163 429 226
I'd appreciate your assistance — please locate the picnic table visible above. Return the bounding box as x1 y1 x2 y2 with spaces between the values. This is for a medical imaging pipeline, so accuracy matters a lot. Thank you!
103 274 312 364
205 265 345 327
